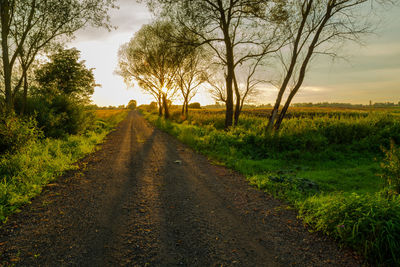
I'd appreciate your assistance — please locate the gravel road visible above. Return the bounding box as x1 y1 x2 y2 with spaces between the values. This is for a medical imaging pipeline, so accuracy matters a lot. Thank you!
0 111 360 266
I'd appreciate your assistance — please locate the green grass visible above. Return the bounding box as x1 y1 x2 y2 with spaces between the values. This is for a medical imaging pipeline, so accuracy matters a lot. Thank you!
226 156 381 194
0 110 128 222
143 109 400 266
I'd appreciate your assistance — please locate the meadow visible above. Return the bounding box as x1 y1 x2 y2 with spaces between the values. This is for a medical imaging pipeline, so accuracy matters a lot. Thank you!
0 109 128 222
142 107 400 266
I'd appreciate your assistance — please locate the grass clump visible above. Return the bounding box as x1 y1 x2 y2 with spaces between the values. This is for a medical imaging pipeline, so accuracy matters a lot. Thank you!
380 140 400 194
0 114 41 154
298 193 400 266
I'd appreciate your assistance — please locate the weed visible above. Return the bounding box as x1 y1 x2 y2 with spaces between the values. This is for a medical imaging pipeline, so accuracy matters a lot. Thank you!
380 140 400 194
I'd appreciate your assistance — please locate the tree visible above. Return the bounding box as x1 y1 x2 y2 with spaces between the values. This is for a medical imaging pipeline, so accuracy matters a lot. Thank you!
0 0 116 112
117 20 183 119
265 0 394 132
146 0 280 128
188 102 201 109
27 48 97 137
175 46 208 117
232 56 265 124
127 99 137 109
35 48 97 103
208 59 264 124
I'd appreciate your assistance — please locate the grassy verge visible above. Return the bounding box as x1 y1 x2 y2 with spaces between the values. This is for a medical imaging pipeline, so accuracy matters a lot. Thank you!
0 110 128 222
142 110 400 266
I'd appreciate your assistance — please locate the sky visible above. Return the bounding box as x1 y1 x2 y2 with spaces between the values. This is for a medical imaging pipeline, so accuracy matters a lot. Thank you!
70 1 400 107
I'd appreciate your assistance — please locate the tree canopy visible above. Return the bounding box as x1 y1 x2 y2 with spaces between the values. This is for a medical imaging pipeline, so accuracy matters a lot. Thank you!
117 20 185 118
35 48 97 103
0 0 116 112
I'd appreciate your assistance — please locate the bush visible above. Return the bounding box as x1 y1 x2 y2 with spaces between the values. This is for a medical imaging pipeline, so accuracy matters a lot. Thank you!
25 94 95 138
188 102 201 109
137 102 158 114
0 114 41 154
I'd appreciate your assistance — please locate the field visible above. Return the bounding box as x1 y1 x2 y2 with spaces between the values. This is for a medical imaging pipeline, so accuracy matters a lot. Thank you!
143 107 400 265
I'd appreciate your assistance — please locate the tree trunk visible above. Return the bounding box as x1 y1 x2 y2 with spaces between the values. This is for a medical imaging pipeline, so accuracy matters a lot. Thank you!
221 14 234 129
225 52 234 129
158 95 163 116
162 93 169 119
0 1 13 113
233 73 241 126
181 100 186 115
274 2 331 131
21 70 28 115
265 1 313 133
185 102 188 117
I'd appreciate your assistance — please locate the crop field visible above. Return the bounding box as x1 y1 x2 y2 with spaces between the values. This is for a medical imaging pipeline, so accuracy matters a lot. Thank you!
144 106 400 265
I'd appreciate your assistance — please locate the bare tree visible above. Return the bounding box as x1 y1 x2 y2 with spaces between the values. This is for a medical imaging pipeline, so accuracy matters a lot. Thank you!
265 0 394 132
207 69 227 105
233 55 265 125
176 47 208 117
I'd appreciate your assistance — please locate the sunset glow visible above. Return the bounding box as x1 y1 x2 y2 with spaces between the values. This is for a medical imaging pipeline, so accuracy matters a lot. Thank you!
71 0 400 107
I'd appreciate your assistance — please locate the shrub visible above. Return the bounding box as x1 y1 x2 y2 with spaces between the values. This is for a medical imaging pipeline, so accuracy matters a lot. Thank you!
170 110 185 122
0 114 41 154
137 102 158 114
26 94 94 138
188 102 201 109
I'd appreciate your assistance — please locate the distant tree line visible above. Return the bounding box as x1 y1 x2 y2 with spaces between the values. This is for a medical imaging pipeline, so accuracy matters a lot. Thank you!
292 102 400 108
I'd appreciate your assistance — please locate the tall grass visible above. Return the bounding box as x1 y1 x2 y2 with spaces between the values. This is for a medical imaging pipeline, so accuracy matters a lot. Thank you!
144 108 400 265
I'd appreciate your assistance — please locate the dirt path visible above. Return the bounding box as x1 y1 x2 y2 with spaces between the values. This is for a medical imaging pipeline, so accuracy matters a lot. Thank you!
0 111 360 266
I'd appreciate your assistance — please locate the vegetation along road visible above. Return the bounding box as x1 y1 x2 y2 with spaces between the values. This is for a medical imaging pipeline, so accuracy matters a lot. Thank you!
0 111 359 266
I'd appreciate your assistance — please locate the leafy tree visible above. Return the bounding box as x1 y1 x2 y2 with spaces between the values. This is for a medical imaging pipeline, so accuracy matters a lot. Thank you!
27 48 97 137
35 48 97 103
117 20 184 119
127 99 137 109
0 0 116 112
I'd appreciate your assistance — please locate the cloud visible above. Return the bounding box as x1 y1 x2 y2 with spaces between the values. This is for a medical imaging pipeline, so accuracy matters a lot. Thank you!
73 0 152 42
